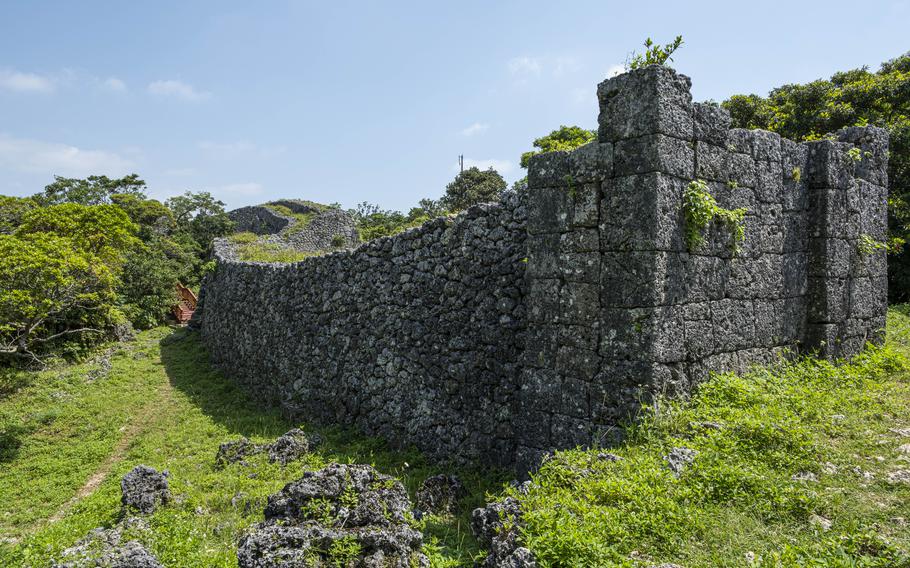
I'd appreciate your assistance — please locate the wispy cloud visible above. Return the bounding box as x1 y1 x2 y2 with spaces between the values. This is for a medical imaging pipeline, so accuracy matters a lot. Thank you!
508 57 542 77
148 79 211 102
103 77 127 92
606 64 626 78
0 134 133 176
554 57 582 76
197 140 287 159
571 87 596 106
461 122 489 137
0 69 55 93
453 158 514 175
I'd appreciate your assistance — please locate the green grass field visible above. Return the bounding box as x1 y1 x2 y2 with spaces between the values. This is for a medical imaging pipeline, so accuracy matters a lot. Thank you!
1 309 910 567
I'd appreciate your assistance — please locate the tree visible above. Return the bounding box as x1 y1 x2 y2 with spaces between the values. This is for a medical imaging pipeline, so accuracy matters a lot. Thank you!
35 174 147 206
16 203 139 264
442 167 507 211
520 125 597 169
627 35 684 70
0 196 36 234
118 243 179 329
165 191 228 225
723 52 910 299
0 234 117 362
110 193 174 238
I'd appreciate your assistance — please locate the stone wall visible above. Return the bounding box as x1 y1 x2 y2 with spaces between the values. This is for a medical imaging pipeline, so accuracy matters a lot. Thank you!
228 200 359 251
198 65 888 470
515 65 889 471
200 194 527 466
229 205 291 235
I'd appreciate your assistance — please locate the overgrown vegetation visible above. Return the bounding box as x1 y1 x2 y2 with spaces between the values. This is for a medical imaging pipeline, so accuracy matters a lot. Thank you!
227 232 317 263
723 52 910 300
627 35 685 70
0 327 504 566
0 176 234 363
509 307 910 567
3 311 910 566
682 179 747 253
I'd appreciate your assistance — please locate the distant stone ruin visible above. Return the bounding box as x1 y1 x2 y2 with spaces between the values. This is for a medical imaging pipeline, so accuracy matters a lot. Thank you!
228 199 359 252
197 65 889 472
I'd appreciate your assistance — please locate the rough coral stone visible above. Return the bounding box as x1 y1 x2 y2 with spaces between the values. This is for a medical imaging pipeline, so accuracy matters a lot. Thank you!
120 465 169 514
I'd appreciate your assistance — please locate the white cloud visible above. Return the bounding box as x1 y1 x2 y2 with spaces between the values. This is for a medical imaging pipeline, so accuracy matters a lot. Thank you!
454 158 514 175
554 57 582 76
571 87 596 106
508 57 542 77
103 77 127 92
0 134 133 176
148 79 211 102
0 70 55 93
607 64 626 78
461 122 489 137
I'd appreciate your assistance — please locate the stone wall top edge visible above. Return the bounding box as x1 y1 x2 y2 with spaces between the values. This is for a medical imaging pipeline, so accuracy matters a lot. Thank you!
214 195 520 268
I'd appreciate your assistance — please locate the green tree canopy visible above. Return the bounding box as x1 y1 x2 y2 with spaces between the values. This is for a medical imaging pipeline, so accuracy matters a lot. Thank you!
35 174 147 206
442 167 507 211
110 193 174 235
0 234 117 362
723 52 910 299
0 196 37 235
16 203 139 264
520 125 597 169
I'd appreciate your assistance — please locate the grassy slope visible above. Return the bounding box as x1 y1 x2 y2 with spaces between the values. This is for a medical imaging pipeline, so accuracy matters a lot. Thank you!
0 327 502 567
512 307 910 567
1 310 910 567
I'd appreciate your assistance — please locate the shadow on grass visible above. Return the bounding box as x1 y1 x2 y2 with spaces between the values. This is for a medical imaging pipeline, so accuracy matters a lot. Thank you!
158 326 506 563
159 326 293 440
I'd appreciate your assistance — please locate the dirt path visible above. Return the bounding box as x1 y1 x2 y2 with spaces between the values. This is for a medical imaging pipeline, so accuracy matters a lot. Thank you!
44 379 174 526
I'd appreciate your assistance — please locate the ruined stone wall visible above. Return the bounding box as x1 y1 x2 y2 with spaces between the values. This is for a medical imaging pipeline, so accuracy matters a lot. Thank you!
199 66 888 470
229 201 360 250
515 65 889 471
200 194 527 466
229 205 291 235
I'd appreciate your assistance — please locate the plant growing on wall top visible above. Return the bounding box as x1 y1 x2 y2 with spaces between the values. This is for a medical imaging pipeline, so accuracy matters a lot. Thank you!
683 179 747 254
627 35 684 69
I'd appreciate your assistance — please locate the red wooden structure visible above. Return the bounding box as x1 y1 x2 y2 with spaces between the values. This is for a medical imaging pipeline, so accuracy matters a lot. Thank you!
172 284 197 324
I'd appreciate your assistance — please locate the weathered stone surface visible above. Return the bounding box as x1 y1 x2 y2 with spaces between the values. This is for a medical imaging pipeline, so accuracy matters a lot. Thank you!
198 65 888 471
472 496 537 567
268 428 320 466
121 465 169 514
228 200 359 252
215 437 265 467
238 463 427 568
202 193 526 467
53 519 160 568
415 474 464 515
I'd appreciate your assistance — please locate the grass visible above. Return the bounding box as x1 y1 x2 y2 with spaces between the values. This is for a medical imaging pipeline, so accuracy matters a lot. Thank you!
3 311 910 567
263 202 326 236
510 307 910 567
226 232 318 263
0 327 503 567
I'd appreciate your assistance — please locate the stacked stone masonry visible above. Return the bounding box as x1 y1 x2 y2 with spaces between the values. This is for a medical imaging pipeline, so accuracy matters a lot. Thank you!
199 66 888 471
228 199 360 251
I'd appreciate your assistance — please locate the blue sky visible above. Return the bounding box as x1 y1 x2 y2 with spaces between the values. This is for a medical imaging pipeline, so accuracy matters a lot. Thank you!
0 1 907 212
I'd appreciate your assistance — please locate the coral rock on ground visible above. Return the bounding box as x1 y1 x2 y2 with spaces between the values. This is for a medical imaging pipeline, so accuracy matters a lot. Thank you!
472 497 536 567
415 474 464 515
237 463 428 568
52 519 161 568
120 465 169 514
